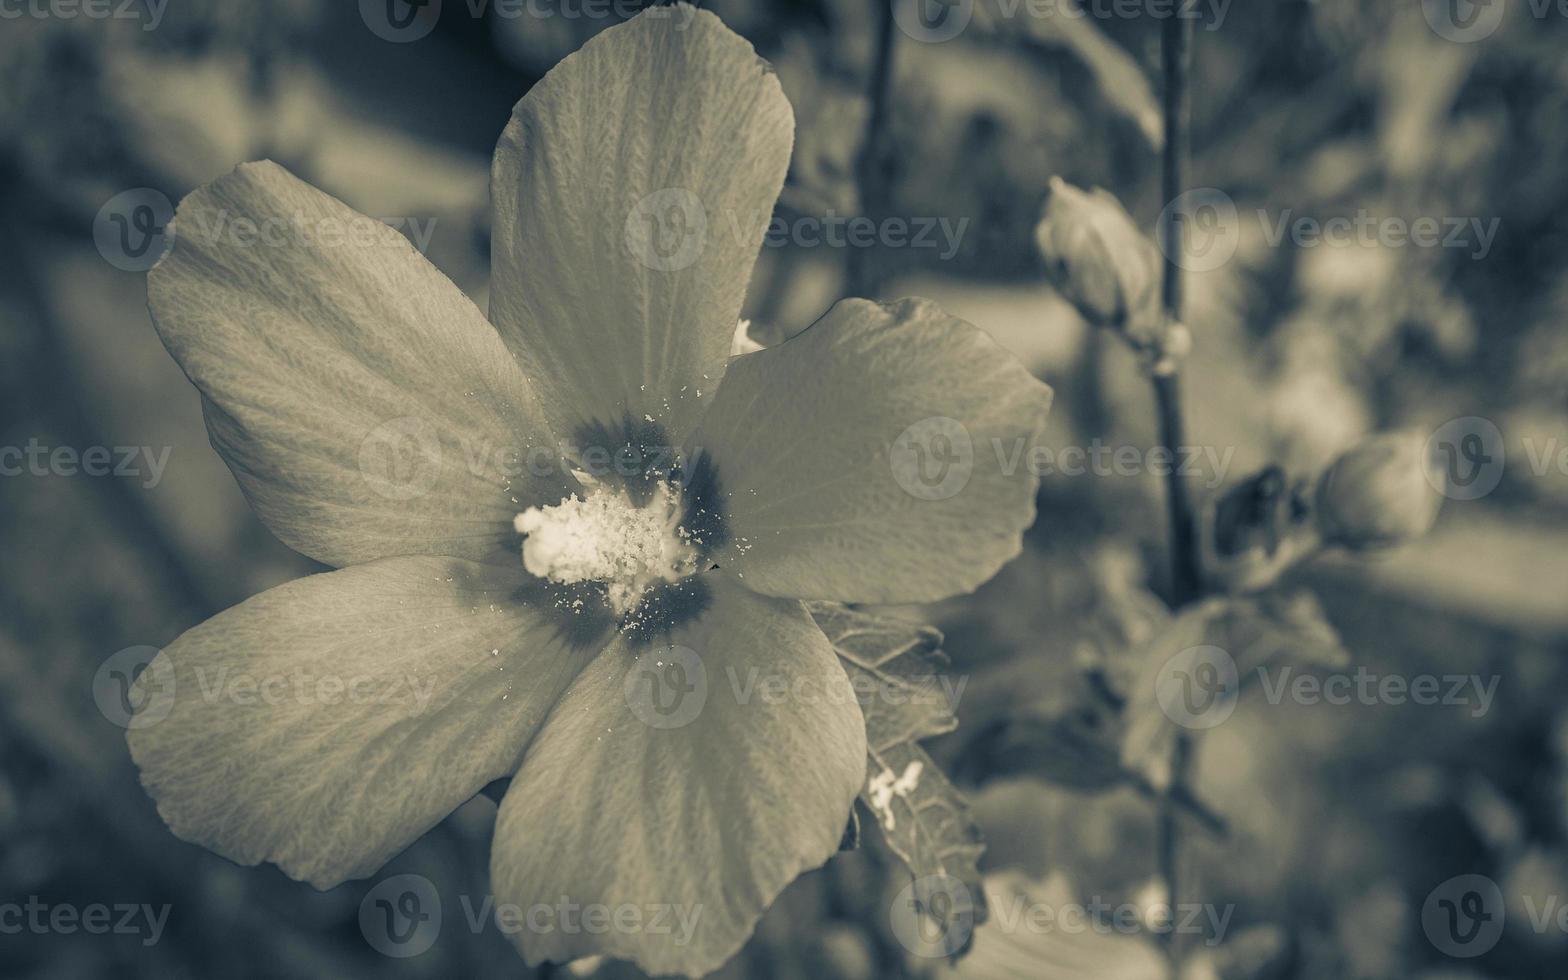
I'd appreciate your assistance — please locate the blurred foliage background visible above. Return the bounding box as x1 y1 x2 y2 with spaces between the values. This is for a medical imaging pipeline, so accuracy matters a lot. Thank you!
3 1 1568 977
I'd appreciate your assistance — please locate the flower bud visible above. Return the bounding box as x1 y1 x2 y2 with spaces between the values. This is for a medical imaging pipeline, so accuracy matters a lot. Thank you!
1314 431 1443 550
1035 177 1164 351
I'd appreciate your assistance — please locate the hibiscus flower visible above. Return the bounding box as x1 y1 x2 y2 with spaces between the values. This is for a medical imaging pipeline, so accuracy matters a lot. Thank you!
129 6 1052 975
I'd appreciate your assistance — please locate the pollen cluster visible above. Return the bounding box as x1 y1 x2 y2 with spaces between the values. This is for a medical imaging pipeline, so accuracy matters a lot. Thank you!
514 485 697 615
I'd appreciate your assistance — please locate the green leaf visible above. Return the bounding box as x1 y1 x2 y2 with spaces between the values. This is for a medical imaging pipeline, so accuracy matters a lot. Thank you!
810 603 988 945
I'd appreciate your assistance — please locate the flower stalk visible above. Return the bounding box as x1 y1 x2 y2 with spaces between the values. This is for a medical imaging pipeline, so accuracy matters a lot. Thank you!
847 0 897 299
1154 11 1199 970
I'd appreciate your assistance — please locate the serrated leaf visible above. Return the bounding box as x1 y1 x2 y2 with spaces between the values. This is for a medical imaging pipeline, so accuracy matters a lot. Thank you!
809 601 959 751
811 603 988 942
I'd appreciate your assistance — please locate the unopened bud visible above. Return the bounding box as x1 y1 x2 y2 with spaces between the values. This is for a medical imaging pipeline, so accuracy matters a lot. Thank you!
1315 431 1443 549
1035 176 1165 354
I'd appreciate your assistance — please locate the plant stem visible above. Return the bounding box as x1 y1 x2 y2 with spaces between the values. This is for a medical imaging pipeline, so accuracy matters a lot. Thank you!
847 0 896 299
1155 11 1199 971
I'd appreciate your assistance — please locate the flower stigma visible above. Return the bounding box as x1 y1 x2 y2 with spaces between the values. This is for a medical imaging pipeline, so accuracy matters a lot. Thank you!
514 484 700 617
